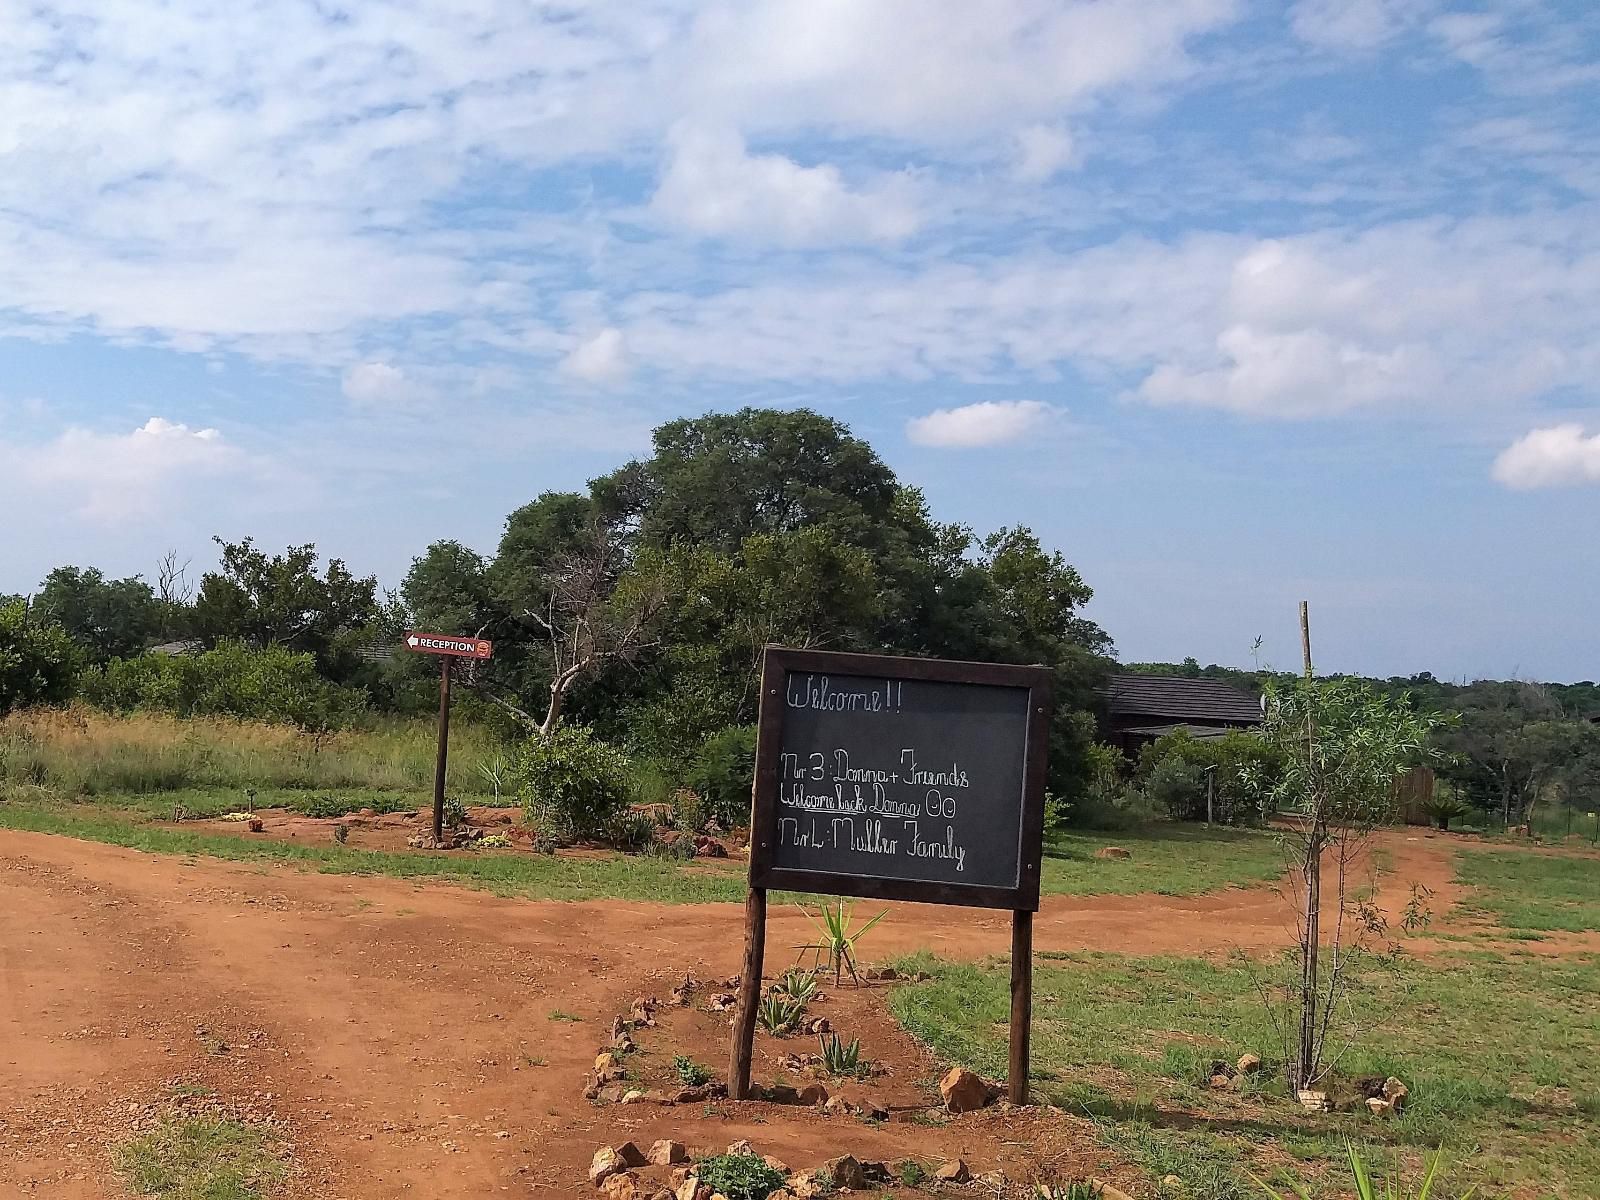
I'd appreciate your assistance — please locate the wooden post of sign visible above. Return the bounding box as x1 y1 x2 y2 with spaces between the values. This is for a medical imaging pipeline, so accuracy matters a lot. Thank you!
432 657 452 845
728 887 767 1100
1009 909 1033 1104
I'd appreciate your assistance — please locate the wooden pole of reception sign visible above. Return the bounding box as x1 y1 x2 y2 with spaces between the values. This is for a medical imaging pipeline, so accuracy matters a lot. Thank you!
730 647 1053 1104
403 632 494 845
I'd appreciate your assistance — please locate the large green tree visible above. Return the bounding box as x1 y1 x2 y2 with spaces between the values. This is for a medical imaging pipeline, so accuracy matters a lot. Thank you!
0 600 79 714
193 538 379 678
32 566 160 662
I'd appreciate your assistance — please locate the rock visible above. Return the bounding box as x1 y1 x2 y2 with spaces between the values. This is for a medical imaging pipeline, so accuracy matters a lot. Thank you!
1236 1053 1263 1076
673 1177 705 1200
1090 1182 1136 1200
594 1084 627 1104
762 1084 802 1105
797 1083 829 1107
595 1052 619 1074
1094 845 1132 859
816 1156 868 1190
939 1066 994 1113
787 1175 825 1199
822 1095 853 1116
806 1016 831 1035
768 1192 796 1200
668 1168 691 1189
602 1173 643 1200
1382 1076 1409 1107
861 1096 890 1121
650 1192 675 1200
692 835 728 858
671 973 697 1006
1207 1074 1233 1090
248 818 265 833
1366 1096 1397 1117
620 1089 647 1104
613 1030 637 1054
935 1160 971 1183
649 1141 687 1167
631 997 659 1026
1162 1177 1183 1190
726 1139 754 1156
614 1142 648 1168
706 993 737 1012
1297 1089 1332 1112
862 965 898 981
763 1155 790 1174
610 1016 628 1041
590 1147 624 1185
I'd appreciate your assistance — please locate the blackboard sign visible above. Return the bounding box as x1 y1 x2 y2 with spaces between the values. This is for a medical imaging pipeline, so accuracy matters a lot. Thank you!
748 647 1053 911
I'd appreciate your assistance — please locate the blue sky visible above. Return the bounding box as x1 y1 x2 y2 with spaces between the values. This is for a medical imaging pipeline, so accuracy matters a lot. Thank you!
2 0 1598 681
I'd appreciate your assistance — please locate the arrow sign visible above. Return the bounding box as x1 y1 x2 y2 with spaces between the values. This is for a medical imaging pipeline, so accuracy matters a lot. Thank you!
404 631 494 659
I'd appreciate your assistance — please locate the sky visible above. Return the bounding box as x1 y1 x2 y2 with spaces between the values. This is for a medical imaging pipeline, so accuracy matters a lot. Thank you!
2 0 1598 682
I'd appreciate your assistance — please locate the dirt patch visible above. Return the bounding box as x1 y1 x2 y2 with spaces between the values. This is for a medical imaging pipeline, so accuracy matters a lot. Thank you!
0 825 1581 1199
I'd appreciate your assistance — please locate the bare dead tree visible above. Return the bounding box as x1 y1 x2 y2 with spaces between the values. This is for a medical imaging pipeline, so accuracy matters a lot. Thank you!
156 549 194 607
476 515 670 739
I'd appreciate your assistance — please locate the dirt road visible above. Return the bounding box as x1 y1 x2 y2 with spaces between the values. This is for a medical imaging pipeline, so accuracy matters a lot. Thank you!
0 827 1480 1198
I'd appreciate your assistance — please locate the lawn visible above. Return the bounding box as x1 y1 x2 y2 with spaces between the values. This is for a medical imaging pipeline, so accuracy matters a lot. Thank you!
1042 825 1285 898
890 947 1600 1197
117 1114 289 1200
1456 846 1600 934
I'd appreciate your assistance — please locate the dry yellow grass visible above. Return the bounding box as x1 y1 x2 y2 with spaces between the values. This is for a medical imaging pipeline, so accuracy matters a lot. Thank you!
0 705 502 796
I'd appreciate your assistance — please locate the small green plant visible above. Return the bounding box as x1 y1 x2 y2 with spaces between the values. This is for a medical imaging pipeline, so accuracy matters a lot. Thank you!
548 1009 582 1022
674 1055 712 1087
441 794 468 828
819 1032 865 1076
694 1152 788 1200
478 832 512 849
897 1160 928 1187
1037 1183 1103 1200
1250 1143 1472 1200
775 967 820 1004
757 993 804 1035
477 753 511 803
797 899 887 985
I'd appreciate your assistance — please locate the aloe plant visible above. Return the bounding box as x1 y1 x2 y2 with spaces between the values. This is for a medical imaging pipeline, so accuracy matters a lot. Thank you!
1250 1143 1474 1200
818 1032 864 1076
756 993 804 1035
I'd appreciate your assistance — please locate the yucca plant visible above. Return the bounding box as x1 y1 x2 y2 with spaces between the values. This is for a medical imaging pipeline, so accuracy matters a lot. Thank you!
1251 1143 1473 1200
1037 1182 1103 1200
757 993 804 1036
796 899 887 985
818 1032 864 1076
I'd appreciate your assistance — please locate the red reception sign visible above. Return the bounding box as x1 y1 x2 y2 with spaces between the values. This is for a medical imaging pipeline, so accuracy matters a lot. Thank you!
404 632 494 659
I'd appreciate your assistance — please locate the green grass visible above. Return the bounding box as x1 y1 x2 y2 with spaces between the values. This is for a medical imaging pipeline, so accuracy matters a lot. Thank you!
1042 825 1285 898
116 1116 288 1200
0 797 746 903
889 949 1600 1197
1456 847 1600 933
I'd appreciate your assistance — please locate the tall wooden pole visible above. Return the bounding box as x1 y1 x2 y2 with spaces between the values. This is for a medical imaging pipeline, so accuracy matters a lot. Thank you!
1295 599 1319 1090
433 657 452 845
1299 600 1313 679
1008 909 1033 1104
728 888 767 1100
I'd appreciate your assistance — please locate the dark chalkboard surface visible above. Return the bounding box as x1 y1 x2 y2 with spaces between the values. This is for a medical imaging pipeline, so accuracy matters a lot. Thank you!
749 648 1053 911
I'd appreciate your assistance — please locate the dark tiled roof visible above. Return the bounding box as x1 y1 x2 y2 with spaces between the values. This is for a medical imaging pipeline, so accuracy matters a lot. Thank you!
1116 722 1248 740
1105 674 1263 724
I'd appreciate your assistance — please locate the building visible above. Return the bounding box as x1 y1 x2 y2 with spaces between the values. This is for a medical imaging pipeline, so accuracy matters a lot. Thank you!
1103 673 1264 756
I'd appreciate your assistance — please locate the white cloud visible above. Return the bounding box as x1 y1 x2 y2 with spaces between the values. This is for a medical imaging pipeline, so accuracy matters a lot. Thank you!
1290 0 1434 51
1492 425 1600 489
650 125 919 246
559 328 631 384
1014 125 1078 182
4 417 244 521
907 400 1053 448
341 362 412 406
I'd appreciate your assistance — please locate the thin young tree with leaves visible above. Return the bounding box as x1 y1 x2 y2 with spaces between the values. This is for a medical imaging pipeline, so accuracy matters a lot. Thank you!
1245 673 1443 1093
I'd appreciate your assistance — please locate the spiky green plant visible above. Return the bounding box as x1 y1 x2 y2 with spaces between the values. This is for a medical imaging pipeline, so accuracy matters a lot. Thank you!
818 1032 864 1076
1250 1143 1473 1200
796 899 887 985
757 993 804 1036
774 967 819 1004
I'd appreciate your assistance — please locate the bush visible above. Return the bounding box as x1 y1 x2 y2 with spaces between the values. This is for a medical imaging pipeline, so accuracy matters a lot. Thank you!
695 1153 787 1200
514 724 631 842
0 601 79 715
687 724 757 829
82 641 365 732
1136 729 1281 826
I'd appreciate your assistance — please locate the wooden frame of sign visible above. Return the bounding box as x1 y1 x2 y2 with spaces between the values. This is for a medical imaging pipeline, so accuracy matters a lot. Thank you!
728 646 1054 1105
